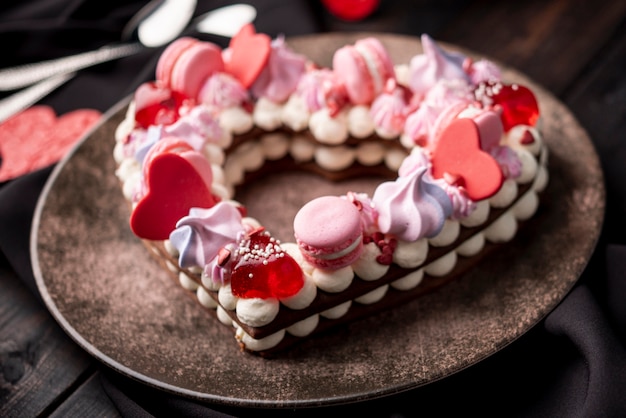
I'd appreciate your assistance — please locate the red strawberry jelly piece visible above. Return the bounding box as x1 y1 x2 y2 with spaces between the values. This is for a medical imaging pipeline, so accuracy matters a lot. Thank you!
230 229 304 299
135 86 190 129
476 82 539 132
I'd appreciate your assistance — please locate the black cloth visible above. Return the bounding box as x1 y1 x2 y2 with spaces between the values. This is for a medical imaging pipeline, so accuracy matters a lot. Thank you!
1 1 625 417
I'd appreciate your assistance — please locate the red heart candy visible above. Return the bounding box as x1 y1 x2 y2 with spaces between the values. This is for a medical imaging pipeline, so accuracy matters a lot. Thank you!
0 106 101 182
478 82 539 132
224 24 271 88
431 118 503 201
231 229 304 299
130 148 218 241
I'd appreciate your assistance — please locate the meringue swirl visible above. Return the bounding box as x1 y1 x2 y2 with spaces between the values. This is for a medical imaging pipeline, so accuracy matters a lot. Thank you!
169 202 244 269
372 166 453 241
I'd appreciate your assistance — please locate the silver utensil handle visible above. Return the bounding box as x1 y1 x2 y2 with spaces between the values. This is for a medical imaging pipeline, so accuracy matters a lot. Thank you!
0 73 75 123
0 42 144 91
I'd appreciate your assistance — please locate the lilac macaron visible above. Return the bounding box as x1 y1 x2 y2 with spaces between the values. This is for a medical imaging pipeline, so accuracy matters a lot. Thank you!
293 196 364 270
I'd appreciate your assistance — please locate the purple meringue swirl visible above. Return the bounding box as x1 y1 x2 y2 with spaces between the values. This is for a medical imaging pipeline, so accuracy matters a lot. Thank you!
169 202 244 269
198 72 249 109
372 166 453 241
251 36 307 103
409 34 470 95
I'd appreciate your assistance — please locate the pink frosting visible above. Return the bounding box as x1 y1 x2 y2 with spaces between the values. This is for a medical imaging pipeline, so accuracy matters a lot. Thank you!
164 106 223 149
490 145 522 179
403 79 472 147
409 34 469 95
468 59 502 85
198 72 249 109
250 36 307 103
370 80 409 136
296 68 346 113
169 202 244 269
372 166 453 241
345 192 378 233
433 177 477 219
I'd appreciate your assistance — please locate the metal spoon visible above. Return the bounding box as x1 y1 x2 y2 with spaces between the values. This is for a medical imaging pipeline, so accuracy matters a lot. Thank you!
0 0 198 91
0 4 257 123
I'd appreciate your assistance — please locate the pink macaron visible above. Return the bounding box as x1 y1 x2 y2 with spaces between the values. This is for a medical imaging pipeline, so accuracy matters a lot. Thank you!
293 196 364 270
156 37 224 99
332 37 395 105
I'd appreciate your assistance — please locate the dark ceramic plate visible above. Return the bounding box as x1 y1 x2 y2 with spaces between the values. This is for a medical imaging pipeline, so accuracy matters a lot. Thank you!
31 33 604 409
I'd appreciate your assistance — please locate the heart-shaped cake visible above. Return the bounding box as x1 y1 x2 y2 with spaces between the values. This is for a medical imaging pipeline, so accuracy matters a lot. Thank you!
113 28 548 356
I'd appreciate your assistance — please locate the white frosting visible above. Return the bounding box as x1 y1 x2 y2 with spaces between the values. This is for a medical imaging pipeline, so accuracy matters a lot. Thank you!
489 179 519 208
280 273 317 310
218 283 238 310
219 106 254 134
289 135 316 162
196 286 218 308
314 146 355 171
261 133 290 160
533 165 549 193
320 301 352 319
506 125 542 156
424 250 457 277
286 315 319 337
348 105 376 138
515 148 538 184
351 242 389 281
393 238 429 268
252 97 283 130
354 285 389 304
455 232 485 257
356 141 386 166
312 266 354 293
201 269 221 291
309 109 349 144
384 148 408 172
460 200 490 227
216 306 233 326
236 297 280 327
484 212 518 243
281 95 310 131
203 143 225 165
179 271 199 291
236 327 284 351
512 190 539 221
428 219 460 247
391 269 424 290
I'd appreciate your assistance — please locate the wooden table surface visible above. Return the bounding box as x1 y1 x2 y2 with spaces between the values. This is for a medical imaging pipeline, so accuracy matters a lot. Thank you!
1 0 624 416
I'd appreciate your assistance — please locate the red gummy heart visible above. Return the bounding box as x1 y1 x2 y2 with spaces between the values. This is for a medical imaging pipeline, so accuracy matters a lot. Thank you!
480 82 539 132
224 24 271 88
431 118 503 201
134 82 189 129
0 106 101 182
130 149 218 241
231 229 304 299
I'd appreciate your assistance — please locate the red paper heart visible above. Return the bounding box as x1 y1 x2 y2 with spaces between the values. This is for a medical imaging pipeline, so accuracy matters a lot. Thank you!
0 106 101 182
130 149 218 241
224 24 271 88
231 229 304 299
431 118 503 200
